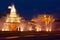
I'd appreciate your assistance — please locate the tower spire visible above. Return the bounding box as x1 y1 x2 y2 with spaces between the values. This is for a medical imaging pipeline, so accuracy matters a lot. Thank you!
2 4 21 31
8 4 16 13
8 4 17 17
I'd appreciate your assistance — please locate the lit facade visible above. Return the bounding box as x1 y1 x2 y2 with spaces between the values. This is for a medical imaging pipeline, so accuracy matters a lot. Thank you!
0 4 55 32
2 5 22 31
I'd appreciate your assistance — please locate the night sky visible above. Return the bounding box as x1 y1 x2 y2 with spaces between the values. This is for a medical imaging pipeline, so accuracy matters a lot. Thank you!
0 0 60 20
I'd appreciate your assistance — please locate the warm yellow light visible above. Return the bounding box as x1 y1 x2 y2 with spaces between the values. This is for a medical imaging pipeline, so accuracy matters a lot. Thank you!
49 27 52 32
20 27 24 32
35 26 41 32
2 27 9 31
1 4 55 32
49 29 52 32
46 27 52 32
46 28 49 32
29 27 32 31
36 28 39 32
2 28 5 31
39 28 41 31
34 24 42 32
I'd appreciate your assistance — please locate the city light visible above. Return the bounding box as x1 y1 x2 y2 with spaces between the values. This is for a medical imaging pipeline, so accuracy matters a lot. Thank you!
0 4 55 32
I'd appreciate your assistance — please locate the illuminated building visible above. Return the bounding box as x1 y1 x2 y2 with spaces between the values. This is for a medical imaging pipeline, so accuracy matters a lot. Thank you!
0 4 55 32
31 14 55 32
2 5 22 31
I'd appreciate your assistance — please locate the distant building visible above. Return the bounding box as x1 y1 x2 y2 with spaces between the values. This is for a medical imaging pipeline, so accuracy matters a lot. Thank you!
2 5 22 31
0 4 58 32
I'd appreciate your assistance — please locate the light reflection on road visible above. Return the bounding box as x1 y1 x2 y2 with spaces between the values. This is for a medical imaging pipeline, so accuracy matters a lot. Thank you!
0 34 60 40
5 35 35 39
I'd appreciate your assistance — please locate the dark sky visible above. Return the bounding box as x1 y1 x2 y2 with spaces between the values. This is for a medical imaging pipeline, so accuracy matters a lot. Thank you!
0 0 60 20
